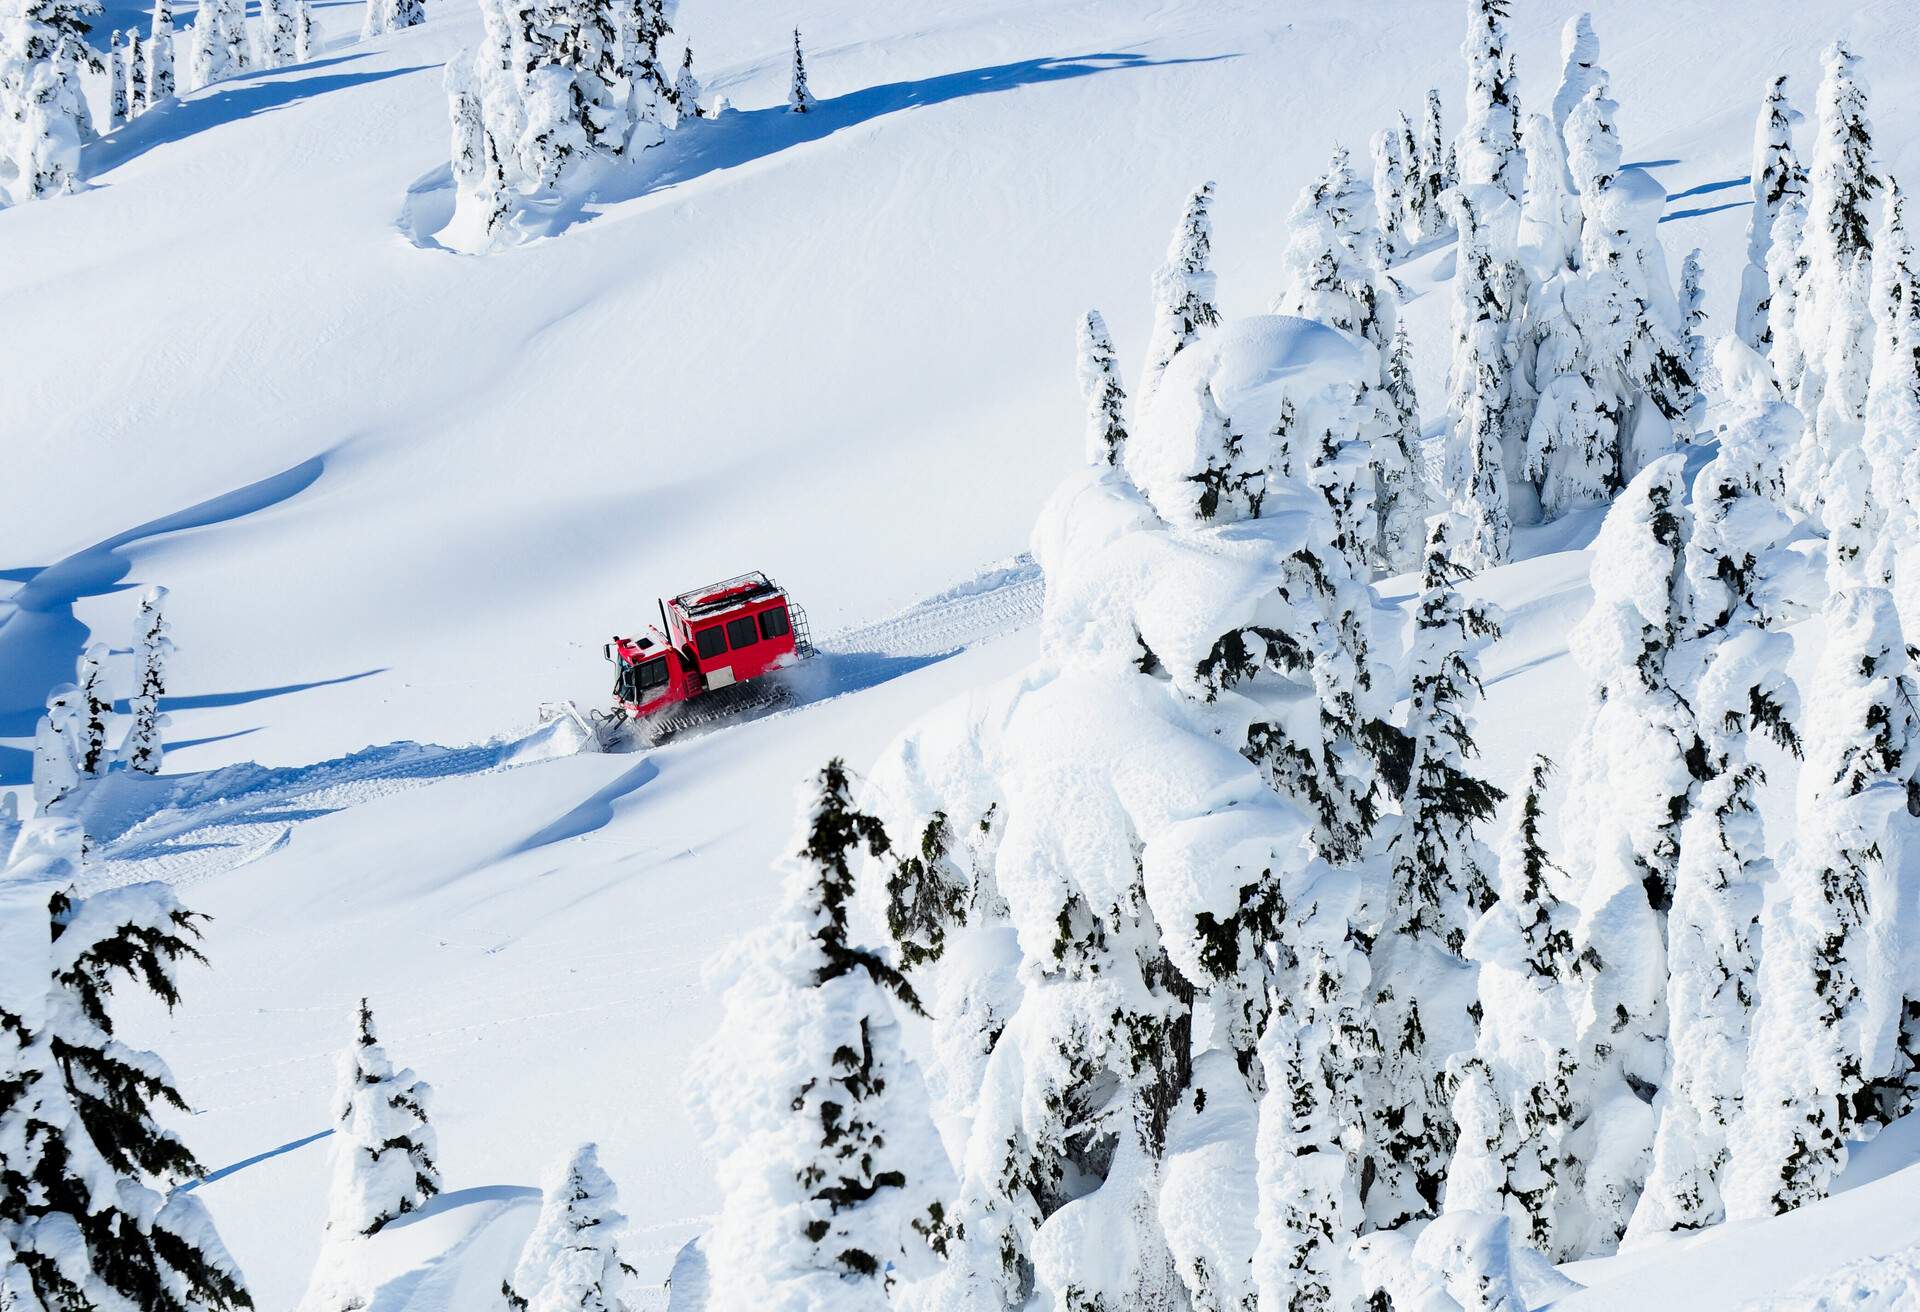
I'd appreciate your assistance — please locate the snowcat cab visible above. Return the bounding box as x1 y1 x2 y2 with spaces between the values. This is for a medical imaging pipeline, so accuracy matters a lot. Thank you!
603 572 812 736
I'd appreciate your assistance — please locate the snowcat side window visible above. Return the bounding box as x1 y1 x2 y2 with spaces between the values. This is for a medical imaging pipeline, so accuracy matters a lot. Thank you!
696 627 727 660
637 657 669 691
726 616 759 650
759 607 790 640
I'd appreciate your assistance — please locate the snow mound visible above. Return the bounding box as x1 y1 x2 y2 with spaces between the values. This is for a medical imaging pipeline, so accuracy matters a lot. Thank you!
1127 314 1374 524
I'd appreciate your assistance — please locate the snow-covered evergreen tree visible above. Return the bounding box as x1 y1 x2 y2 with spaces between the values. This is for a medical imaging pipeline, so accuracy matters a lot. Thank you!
74 644 110 779
1277 147 1389 352
874 313 1378 1311
1368 517 1503 1229
669 44 699 123
1867 182 1920 633
1550 12 1602 166
1631 401 1801 1241
786 26 812 113
1564 82 1619 202
1789 42 1879 514
1456 0 1523 208
502 1144 640 1312
186 0 246 90
392 0 422 30
1737 77 1805 351
145 0 174 103
689 760 951 1309
1446 195 1522 567
292 0 311 62
1372 123 1410 262
1407 88 1451 243
1560 454 1699 1251
0 835 253 1312
1766 185 1813 400
1077 308 1129 468
1446 756 1584 1260
1138 180 1220 413
123 584 170 775
1676 247 1708 431
30 683 82 811
107 29 125 125
360 0 391 40
1518 111 1580 273
1377 319 1429 571
322 999 440 1237
1730 586 1919 1218
2 0 101 199
126 28 145 109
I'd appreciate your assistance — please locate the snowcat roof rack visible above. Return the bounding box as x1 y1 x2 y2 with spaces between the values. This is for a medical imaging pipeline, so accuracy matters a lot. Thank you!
673 571 784 617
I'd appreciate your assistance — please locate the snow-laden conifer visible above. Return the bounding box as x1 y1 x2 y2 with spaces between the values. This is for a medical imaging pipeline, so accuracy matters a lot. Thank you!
1377 319 1429 571
873 313 1376 1310
123 584 170 774
786 27 812 113
1867 184 1920 633
1446 756 1584 1260
146 0 174 103
107 29 125 125
1277 147 1389 353
1355 1211 1576 1312
2 0 101 199
1445 195 1521 567
502 1144 641 1312
1367 516 1502 1229
261 0 295 67
1550 13 1602 169
1738 77 1805 351
1564 83 1619 202
322 1000 440 1237
360 0 391 40
689 760 951 1310
1456 0 1523 208
0 828 253 1312
1767 186 1813 400
293 0 311 62
72 644 110 779
186 0 246 90
1407 89 1451 243
1138 180 1220 413
1730 586 1920 1219
392 0 422 30
1676 248 1708 431
1518 111 1579 273
1373 123 1410 262
30 684 82 811
1787 43 1878 514
667 45 700 124
1561 454 1699 1251
126 28 145 109
1076 309 1128 468
1631 396 1802 1241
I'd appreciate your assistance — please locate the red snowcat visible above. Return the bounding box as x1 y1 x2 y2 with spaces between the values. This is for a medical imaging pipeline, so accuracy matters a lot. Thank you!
596 572 812 743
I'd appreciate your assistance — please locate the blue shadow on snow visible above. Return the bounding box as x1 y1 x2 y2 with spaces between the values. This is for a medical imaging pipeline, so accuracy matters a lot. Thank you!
86 57 432 176
436 50 1239 246
0 454 328 743
174 1127 332 1194
512 757 660 854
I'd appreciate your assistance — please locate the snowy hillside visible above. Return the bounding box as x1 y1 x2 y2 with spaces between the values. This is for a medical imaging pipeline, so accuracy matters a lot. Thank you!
6 0 1920 1308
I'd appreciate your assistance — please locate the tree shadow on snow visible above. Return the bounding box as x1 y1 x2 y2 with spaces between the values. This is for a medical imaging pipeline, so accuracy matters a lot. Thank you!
0 453 331 753
414 50 1237 249
86 57 433 176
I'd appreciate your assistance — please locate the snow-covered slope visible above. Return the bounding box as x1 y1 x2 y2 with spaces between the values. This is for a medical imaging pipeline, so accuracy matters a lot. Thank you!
7 0 1920 1306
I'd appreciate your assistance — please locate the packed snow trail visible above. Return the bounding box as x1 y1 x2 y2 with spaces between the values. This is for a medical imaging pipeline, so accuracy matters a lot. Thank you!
70 555 1044 896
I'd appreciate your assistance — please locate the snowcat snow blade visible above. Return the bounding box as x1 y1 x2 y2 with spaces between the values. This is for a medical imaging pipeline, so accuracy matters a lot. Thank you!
536 700 610 753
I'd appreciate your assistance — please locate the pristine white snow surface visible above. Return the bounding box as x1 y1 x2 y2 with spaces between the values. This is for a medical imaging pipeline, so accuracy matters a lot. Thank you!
5 0 1920 1306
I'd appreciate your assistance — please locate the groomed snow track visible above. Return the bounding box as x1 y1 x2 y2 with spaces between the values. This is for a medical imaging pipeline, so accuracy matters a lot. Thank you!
72 556 1044 894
